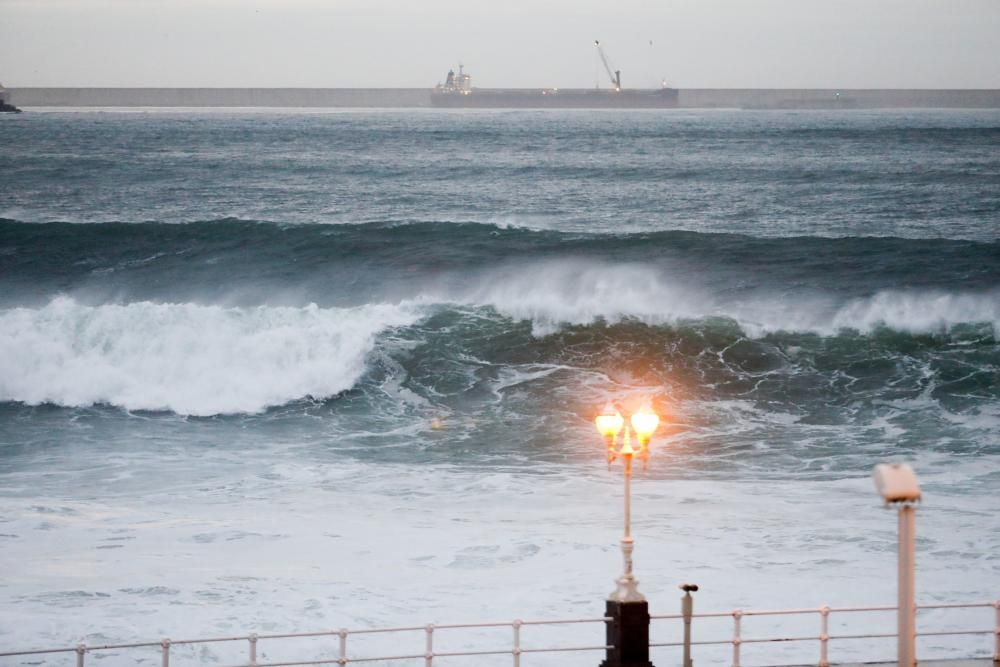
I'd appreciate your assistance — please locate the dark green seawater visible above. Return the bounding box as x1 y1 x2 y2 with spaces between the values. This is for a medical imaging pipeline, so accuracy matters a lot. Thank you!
0 110 997 664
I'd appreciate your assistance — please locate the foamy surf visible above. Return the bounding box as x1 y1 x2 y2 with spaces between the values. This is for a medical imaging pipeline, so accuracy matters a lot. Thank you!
0 297 422 415
450 261 1000 338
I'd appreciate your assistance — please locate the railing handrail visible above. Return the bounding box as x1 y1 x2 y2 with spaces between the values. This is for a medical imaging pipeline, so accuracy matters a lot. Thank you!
652 598 1000 667
649 599 998 620
0 615 613 657
1 599 996 666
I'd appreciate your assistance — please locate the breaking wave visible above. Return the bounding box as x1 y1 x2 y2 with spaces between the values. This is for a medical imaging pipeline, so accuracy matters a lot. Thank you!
0 297 421 415
1 282 996 417
452 261 1000 338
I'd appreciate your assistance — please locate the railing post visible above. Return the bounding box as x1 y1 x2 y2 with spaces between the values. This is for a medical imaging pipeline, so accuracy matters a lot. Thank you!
76 643 86 667
898 505 917 667
680 583 698 667
993 600 999 664
425 624 434 667
818 606 830 667
512 619 522 667
731 610 742 667
161 638 170 667
338 628 348 666
248 633 258 667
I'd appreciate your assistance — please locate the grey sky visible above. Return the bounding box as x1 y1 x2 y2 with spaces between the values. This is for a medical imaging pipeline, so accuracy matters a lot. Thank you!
2 0 998 88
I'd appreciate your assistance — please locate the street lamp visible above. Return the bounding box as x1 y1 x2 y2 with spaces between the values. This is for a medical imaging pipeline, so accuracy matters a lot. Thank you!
595 401 659 667
596 402 659 602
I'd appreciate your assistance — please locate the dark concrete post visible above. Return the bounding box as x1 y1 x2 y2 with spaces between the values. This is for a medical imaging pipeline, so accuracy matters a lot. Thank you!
600 600 653 667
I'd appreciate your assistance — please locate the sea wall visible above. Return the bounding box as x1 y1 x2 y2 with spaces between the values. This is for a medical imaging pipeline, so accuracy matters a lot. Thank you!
8 87 1000 109
7 88 432 108
677 88 1000 109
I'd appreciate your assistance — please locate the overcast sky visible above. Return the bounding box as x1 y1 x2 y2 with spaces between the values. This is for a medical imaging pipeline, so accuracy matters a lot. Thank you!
1 0 999 88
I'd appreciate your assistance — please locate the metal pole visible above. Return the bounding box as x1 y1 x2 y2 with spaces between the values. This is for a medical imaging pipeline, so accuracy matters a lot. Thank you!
624 452 631 540
338 628 348 666
512 619 521 667
993 600 999 664
425 624 434 667
161 639 170 667
249 634 258 667
898 505 916 667
76 643 86 667
731 610 742 667
610 449 642 603
680 584 697 667
623 452 633 583
819 607 830 667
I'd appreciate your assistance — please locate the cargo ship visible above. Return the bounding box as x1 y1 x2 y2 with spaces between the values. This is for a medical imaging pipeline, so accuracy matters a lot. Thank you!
431 43 679 109
430 83 680 109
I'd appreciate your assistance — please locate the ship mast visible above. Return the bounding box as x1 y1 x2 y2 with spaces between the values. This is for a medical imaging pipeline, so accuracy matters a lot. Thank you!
594 40 621 91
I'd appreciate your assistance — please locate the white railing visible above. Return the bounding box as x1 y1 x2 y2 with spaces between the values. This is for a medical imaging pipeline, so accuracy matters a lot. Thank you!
1 599 997 666
650 600 1000 666
0 616 611 667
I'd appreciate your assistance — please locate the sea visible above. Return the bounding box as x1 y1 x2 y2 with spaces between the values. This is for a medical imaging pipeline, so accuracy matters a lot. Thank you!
0 109 998 666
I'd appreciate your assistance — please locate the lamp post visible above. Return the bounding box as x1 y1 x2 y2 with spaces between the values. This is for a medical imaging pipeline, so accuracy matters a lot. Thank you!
873 463 922 667
596 402 660 667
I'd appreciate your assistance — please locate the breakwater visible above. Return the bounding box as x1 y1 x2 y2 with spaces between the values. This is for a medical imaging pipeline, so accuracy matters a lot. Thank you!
7 87 1000 109
6 87 431 108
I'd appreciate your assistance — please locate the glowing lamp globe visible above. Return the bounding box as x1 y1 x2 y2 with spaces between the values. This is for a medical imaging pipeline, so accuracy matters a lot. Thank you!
595 404 624 439
630 403 660 443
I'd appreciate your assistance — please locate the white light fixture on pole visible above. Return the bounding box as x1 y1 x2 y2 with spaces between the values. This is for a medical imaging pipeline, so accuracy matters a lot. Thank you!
873 463 922 667
595 402 659 602
595 401 660 667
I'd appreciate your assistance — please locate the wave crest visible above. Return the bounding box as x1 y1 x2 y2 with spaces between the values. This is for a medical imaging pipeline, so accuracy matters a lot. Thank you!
0 297 420 415
457 261 1000 337
830 291 1000 335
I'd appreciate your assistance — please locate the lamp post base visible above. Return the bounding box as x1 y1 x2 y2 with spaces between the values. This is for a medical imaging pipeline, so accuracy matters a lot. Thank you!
599 600 654 667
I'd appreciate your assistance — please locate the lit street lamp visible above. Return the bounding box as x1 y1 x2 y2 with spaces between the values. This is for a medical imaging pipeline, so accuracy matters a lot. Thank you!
596 402 659 601
595 401 660 667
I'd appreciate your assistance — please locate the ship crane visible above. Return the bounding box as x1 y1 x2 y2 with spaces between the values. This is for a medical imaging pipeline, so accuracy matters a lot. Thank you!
594 40 621 91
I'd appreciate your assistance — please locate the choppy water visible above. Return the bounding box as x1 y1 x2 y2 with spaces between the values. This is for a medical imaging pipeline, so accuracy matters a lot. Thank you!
1 110 998 665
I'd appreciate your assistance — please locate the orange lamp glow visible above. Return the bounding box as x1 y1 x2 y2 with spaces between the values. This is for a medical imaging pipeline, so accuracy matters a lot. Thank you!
595 403 624 439
630 403 660 444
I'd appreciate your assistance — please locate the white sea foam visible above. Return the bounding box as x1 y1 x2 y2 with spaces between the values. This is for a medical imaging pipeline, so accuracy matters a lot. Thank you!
0 297 421 415
450 261 1000 338
456 262 709 336
830 290 1000 335
1 459 996 664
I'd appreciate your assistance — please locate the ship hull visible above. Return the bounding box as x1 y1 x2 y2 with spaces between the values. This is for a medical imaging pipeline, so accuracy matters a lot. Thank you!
431 88 678 109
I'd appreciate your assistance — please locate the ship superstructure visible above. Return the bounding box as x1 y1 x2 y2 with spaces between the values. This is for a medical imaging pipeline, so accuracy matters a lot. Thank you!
430 41 678 109
437 65 473 95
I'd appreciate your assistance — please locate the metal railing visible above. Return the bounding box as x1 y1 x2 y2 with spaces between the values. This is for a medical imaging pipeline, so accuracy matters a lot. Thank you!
0 616 611 667
1 599 997 666
651 599 1000 667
